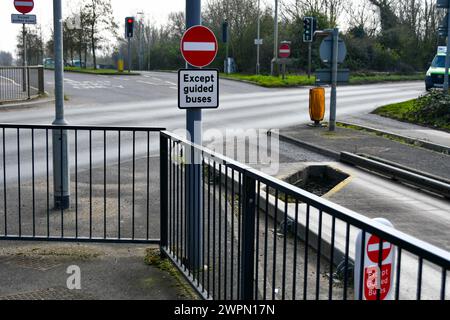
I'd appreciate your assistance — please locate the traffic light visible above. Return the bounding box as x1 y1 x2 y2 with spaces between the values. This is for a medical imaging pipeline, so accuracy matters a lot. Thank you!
303 17 316 43
125 17 135 38
222 21 229 43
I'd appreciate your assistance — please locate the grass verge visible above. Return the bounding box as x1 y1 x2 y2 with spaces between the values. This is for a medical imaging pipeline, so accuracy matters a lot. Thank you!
221 73 424 88
144 248 199 300
57 67 140 76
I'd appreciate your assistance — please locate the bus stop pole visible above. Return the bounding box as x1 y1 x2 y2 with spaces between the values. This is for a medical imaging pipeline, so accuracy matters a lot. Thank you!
186 0 203 270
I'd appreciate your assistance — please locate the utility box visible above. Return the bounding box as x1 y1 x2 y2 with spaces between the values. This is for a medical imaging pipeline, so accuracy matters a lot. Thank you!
309 87 325 125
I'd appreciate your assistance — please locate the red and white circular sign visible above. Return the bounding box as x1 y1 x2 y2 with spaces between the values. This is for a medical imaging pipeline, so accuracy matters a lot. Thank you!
14 0 34 14
279 43 291 58
181 25 218 68
367 235 392 264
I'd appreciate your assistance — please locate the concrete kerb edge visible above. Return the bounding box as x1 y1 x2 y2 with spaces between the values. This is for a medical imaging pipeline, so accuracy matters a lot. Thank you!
0 96 55 111
337 121 450 155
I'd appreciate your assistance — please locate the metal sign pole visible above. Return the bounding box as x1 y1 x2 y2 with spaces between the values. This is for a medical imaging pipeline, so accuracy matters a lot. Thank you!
256 0 261 75
271 0 279 76
445 7 450 92
22 23 27 92
52 0 70 210
185 0 203 271
329 28 339 132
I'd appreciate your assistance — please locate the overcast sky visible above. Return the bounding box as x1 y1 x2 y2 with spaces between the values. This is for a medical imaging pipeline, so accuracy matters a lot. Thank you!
0 0 188 55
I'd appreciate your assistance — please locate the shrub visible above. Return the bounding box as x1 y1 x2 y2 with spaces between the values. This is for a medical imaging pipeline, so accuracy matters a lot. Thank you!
408 91 450 129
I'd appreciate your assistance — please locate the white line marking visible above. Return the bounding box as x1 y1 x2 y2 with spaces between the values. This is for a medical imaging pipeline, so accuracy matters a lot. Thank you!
15 1 33 6
368 243 391 252
165 81 176 86
183 42 216 51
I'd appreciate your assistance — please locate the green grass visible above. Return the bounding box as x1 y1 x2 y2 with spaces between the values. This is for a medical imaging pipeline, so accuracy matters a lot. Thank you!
373 98 450 132
221 73 425 88
64 66 139 75
372 99 416 121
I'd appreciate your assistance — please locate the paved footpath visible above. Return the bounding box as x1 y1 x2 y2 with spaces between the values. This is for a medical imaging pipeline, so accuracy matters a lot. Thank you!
280 124 450 181
344 113 450 148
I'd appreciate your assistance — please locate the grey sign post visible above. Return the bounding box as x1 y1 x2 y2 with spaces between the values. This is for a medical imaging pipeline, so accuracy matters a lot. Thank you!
52 0 70 209
318 29 346 132
185 0 203 271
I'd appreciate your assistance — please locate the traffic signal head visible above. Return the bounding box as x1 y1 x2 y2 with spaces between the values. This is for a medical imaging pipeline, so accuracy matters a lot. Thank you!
125 17 135 38
222 21 229 43
303 17 316 43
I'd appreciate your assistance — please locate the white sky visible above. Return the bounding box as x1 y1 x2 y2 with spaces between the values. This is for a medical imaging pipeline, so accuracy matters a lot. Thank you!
0 0 187 54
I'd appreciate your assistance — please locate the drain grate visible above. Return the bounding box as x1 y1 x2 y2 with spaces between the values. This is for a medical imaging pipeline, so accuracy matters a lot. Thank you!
0 287 94 300
2 255 62 271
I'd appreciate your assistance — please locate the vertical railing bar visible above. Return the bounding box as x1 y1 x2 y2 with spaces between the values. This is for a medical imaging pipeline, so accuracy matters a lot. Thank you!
170 141 174 255
376 237 383 301
89 130 92 239
146 131 150 240
441 268 447 301
103 130 107 239
328 216 336 301
417 257 423 300
263 185 269 300
395 248 402 300
343 223 350 301
31 129 35 237
17 128 21 237
237 172 242 299
218 163 222 298
2 128 6 236
230 169 235 300
196 155 201 288
46 129 49 238
212 161 217 299
292 200 299 300
132 131 136 240
159 134 168 252
118 131 121 239
271 189 278 301
75 130 78 238
202 156 206 294
358 230 366 301
254 180 261 301
176 142 181 261
303 204 310 300
315 210 323 300
282 194 288 300
224 164 229 300
207 159 212 299
60 128 64 237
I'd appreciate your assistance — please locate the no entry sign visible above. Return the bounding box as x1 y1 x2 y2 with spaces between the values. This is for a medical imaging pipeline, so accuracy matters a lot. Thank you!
181 25 218 68
354 218 396 301
14 0 34 14
279 43 291 58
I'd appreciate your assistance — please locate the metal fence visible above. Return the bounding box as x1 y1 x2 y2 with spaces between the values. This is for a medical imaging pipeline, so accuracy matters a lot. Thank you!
0 66 44 103
0 124 164 243
159 131 450 300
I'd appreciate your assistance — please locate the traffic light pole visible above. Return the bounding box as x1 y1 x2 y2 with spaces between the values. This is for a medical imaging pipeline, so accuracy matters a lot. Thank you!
256 0 261 75
52 0 70 210
185 0 203 271
308 42 312 79
271 0 279 76
128 37 131 73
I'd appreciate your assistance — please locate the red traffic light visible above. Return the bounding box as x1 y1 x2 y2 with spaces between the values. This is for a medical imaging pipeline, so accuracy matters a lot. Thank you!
127 18 134 24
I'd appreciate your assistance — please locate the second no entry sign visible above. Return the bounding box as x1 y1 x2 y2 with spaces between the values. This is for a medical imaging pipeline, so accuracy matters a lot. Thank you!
181 25 218 68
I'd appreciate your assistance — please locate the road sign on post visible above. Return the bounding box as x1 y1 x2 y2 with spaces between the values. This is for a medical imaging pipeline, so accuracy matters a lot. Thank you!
11 14 36 24
355 218 396 300
14 0 34 14
181 25 218 68
178 69 219 109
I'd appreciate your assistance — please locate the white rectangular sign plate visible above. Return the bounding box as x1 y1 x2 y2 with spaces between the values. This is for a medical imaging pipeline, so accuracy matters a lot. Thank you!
11 14 37 24
178 69 219 109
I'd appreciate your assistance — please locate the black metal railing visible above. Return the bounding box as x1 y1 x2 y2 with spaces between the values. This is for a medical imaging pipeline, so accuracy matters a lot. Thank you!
160 131 450 300
0 124 164 243
0 66 45 103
